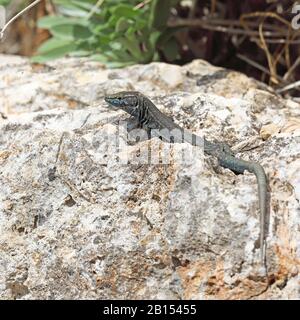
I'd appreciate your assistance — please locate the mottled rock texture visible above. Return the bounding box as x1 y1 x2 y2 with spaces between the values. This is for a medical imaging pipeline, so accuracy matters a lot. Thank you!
0 55 299 299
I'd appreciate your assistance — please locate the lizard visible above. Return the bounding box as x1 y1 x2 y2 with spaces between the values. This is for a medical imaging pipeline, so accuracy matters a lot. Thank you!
104 91 268 266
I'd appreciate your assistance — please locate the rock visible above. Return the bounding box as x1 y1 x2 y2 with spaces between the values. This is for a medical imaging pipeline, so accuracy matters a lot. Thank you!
0 54 299 299
281 118 300 136
260 123 280 140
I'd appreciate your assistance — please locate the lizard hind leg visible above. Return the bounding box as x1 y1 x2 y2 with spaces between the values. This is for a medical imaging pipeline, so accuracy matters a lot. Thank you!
220 143 249 173
215 142 248 175
219 142 236 157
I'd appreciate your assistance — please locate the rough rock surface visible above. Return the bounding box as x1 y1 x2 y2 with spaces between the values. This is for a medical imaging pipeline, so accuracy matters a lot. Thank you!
0 54 299 299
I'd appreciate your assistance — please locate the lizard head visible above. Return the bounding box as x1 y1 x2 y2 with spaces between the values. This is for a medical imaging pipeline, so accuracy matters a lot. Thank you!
105 91 141 117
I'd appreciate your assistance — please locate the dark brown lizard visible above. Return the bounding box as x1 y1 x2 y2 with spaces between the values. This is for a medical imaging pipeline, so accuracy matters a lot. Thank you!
105 91 268 266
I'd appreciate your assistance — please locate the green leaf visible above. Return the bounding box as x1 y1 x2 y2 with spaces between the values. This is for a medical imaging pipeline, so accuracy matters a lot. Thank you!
157 26 184 46
109 42 122 51
110 4 138 19
135 18 147 30
96 34 111 46
148 31 161 51
38 15 66 28
70 0 100 13
50 24 92 40
0 0 10 6
93 51 129 66
69 50 90 57
37 38 71 54
112 49 135 62
107 14 119 28
32 40 77 63
118 37 142 61
161 38 179 61
34 0 180 65
90 53 109 63
153 51 160 62
149 0 171 31
125 26 136 37
54 0 97 18
115 17 131 33
38 15 88 29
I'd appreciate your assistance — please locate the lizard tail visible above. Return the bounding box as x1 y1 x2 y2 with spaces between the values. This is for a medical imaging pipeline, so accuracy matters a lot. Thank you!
248 162 268 266
218 154 268 266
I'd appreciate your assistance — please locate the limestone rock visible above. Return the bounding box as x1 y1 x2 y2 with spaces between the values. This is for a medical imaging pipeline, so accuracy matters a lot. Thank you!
0 54 299 299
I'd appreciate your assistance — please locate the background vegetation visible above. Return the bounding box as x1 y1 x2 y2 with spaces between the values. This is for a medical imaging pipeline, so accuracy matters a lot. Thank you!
0 0 300 98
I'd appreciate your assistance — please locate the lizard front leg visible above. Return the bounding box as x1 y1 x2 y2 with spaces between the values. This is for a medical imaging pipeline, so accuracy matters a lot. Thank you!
125 117 151 145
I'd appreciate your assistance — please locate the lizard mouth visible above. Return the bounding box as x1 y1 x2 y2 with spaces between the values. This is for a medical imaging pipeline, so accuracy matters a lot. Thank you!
104 96 121 108
104 96 113 104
